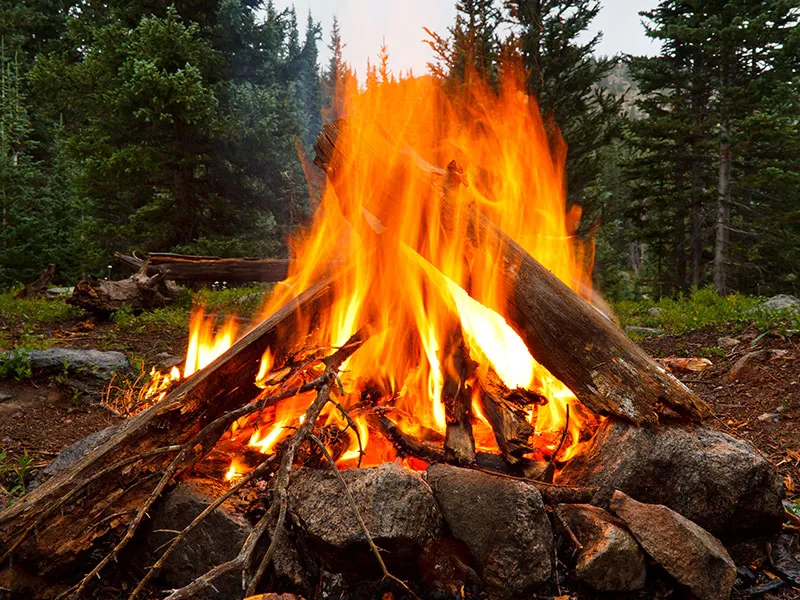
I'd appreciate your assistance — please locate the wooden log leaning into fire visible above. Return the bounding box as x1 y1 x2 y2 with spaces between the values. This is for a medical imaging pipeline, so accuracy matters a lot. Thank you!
313 121 712 425
442 329 477 465
0 275 337 595
115 252 290 283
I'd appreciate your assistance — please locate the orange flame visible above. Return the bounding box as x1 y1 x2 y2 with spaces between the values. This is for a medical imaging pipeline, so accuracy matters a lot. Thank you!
249 63 596 466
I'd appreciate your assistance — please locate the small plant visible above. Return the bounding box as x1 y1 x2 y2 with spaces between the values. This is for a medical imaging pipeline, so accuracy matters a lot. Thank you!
700 345 726 359
0 348 32 380
0 449 35 504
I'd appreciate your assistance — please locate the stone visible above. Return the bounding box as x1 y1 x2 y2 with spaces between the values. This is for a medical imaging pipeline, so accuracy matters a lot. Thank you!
143 479 251 599
728 350 769 381
288 463 442 573
556 421 785 541
556 504 646 592
45 287 73 299
425 464 552 599
14 348 131 379
42 425 118 479
624 326 663 337
0 390 13 402
610 491 736 600
759 294 800 313
718 336 741 353
647 307 663 316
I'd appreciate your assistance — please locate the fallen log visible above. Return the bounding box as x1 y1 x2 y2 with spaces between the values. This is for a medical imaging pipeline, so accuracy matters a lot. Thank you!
314 120 712 424
115 252 290 283
66 269 178 316
0 275 337 594
15 264 56 299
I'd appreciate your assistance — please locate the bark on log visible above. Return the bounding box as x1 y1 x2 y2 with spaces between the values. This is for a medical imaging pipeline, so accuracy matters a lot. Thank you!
14 264 56 299
115 252 290 283
314 121 712 424
66 270 178 316
0 276 336 587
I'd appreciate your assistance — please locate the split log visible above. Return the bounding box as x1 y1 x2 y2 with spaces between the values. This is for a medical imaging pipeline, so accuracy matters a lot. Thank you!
66 269 178 316
15 264 56 299
0 275 337 591
314 121 712 424
115 252 290 283
475 367 542 464
442 329 476 465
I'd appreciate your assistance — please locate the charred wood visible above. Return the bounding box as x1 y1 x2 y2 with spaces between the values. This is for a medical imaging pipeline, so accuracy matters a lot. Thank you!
442 329 476 465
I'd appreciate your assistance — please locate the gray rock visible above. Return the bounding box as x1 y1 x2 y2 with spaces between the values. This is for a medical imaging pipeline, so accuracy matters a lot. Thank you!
288 463 442 572
610 491 736 600
556 504 646 592
718 336 741 352
647 307 664 316
0 390 13 402
42 425 118 479
45 287 73 299
759 294 800 313
624 326 663 337
425 464 552 599
21 348 131 378
556 421 784 541
143 479 253 599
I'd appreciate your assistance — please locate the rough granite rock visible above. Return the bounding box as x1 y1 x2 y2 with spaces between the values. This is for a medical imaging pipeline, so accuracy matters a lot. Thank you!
556 421 784 541
610 491 736 600
143 479 311 599
425 464 552 599
42 425 119 479
759 294 800 313
624 326 663 337
288 463 442 572
23 348 131 376
556 504 646 592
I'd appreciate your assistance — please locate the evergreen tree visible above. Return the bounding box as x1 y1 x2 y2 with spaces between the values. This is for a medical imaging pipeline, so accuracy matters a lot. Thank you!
505 0 622 211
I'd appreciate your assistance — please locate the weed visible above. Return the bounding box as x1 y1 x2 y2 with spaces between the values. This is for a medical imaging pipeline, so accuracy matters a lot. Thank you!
0 348 32 380
700 346 726 359
0 449 35 504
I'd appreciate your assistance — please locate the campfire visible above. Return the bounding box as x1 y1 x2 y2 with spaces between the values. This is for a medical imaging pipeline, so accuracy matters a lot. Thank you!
0 65 786 600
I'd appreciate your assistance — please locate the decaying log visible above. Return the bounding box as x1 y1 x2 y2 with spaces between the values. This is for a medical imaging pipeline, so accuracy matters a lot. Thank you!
0 275 337 592
442 329 476 465
314 120 712 424
115 252 290 283
475 367 542 464
15 263 56 299
66 269 178 316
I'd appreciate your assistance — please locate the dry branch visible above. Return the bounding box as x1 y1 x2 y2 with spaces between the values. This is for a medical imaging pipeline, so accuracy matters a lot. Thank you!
314 120 712 424
15 264 56 299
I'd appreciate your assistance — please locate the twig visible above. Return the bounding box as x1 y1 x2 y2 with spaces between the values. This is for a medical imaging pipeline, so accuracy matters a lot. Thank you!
308 434 421 600
331 399 364 467
538 405 570 484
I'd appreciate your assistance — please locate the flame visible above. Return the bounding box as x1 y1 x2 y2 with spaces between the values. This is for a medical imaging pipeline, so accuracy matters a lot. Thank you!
247 63 597 466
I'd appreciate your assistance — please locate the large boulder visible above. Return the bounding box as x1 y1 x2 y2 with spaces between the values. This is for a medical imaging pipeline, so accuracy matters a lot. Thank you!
288 464 442 573
142 479 310 599
556 503 646 592
758 294 800 313
425 464 552 599
556 421 784 541
610 491 736 600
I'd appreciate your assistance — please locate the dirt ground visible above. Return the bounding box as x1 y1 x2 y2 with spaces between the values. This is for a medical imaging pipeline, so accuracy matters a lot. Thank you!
1 316 799 599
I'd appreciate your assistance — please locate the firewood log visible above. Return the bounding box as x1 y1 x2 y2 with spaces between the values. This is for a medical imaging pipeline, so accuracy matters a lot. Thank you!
0 275 336 588
442 329 476 465
313 120 712 424
115 252 290 283
66 269 178 316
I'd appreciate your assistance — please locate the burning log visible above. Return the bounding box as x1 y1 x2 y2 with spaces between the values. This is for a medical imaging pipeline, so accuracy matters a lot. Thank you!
66 268 178 316
475 367 541 464
115 252 290 283
0 275 337 592
442 329 476 465
314 120 712 425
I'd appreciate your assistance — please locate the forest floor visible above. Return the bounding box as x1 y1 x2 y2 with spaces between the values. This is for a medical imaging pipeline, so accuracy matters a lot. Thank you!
0 287 799 599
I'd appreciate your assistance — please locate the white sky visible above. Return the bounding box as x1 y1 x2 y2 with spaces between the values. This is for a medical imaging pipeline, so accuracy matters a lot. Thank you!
271 0 661 78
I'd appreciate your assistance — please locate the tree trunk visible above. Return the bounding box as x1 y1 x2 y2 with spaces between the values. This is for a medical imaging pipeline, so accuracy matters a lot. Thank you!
314 120 712 425
714 134 732 295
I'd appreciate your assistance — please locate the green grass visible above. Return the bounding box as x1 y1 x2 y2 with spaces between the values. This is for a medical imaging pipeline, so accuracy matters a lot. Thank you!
0 448 35 505
614 287 800 337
